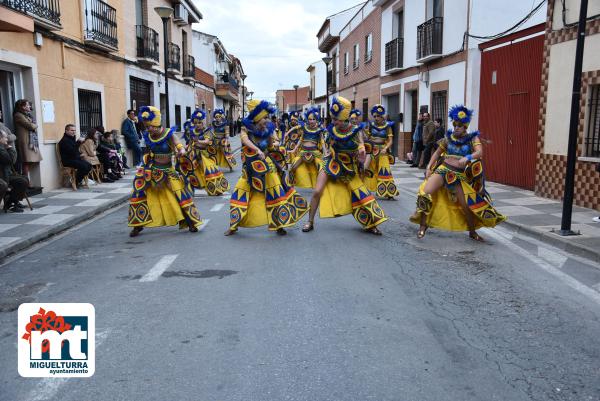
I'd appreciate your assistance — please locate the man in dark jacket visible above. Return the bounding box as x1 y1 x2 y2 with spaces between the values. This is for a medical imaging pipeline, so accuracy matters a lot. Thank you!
420 112 436 168
121 109 142 166
59 124 92 186
0 130 28 212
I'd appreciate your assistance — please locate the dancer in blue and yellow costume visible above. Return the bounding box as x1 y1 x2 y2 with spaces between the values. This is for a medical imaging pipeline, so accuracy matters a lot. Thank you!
410 105 506 241
349 109 362 128
363 104 399 199
210 109 236 171
128 106 202 237
283 111 302 163
186 109 229 196
287 107 325 189
224 100 309 236
302 96 387 235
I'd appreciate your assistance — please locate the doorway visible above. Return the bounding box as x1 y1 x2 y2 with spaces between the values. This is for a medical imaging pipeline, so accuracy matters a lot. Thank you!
384 94 400 157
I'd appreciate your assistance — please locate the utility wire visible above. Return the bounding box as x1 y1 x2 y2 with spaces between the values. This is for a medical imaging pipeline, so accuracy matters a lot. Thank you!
467 0 546 40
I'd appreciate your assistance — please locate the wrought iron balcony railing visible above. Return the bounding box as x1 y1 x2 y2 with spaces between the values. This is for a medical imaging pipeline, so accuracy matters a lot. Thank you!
136 25 159 63
417 17 443 62
84 0 118 51
168 42 181 72
0 0 61 29
385 37 404 71
183 55 195 78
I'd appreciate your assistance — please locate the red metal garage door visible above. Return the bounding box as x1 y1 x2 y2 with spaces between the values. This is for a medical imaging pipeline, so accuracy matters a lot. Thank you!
478 26 544 190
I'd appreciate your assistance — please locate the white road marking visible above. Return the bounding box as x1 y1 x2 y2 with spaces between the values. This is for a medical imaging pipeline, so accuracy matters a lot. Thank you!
210 203 225 212
139 254 178 282
25 329 111 401
484 229 600 305
537 246 568 269
221 194 231 200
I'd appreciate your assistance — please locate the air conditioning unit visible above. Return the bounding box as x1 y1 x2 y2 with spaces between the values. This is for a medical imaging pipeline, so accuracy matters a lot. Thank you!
173 4 189 25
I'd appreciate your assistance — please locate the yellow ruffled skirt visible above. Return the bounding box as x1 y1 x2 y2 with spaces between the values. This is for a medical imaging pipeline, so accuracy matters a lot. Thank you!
289 150 322 189
364 151 399 198
409 162 506 231
229 157 309 230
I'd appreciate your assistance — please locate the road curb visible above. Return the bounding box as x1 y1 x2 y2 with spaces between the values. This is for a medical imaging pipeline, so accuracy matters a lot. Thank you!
0 193 129 261
500 219 600 264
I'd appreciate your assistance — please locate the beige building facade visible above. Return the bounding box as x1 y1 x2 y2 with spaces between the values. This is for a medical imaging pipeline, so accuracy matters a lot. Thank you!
0 0 201 190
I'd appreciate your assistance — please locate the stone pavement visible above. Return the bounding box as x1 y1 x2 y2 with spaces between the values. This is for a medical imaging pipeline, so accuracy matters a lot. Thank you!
391 162 600 263
0 172 134 260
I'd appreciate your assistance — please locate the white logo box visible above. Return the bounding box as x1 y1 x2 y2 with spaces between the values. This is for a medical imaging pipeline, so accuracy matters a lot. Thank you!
18 303 95 378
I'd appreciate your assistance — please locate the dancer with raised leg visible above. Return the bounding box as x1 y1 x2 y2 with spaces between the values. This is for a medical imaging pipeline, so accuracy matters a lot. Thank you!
410 105 506 241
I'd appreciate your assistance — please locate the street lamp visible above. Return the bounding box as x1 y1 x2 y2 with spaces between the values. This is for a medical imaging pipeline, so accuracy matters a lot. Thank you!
293 84 299 113
322 56 332 123
241 73 247 118
155 6 173 127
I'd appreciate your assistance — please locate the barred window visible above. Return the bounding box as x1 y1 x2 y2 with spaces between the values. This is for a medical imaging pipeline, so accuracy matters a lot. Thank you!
78 89 102 135
431 90 447 130
585 85 600 158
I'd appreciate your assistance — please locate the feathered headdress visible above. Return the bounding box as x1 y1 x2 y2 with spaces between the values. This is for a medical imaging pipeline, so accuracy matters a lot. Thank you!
304 107 321 122
138 106 161 127
191 109 206 122
212 109 226 119
371 104 386 116
289 111 300 121
245 99 276 125
349 109 362 119
330 96 352 121
448 105 474 126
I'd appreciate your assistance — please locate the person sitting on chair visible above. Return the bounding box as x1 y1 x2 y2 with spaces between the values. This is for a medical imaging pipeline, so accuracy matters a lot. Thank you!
59 124 92 188
0 130 29 212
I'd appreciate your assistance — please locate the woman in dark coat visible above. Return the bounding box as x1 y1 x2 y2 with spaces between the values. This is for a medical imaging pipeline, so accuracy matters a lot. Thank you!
13 99 42 180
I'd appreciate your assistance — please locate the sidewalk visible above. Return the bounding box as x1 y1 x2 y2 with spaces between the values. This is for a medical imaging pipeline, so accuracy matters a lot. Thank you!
391 162 600 262
0 172 134 260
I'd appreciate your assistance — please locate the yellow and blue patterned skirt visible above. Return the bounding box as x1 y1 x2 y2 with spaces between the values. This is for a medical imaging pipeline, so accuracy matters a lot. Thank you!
364 143 399 198
288 144 322 189
410 160 506 231
186 146 229 196
128 161 202 229
319 151 388 229
228 147 309 231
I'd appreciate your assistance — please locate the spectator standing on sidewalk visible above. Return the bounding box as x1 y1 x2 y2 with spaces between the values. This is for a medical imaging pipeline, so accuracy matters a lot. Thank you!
420 112 436 168
59 124 92 188
122 109 142 166
410 113 424 167
433 118 445 149
13 99 42 181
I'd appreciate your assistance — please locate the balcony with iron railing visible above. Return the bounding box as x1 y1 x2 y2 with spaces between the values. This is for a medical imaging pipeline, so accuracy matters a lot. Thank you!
84 0 118 51
183 55 195 80
417 17 443 63
385 37 404 72
216 73 239 101
168 42 181 73
136 25 159 64
0 0 61 30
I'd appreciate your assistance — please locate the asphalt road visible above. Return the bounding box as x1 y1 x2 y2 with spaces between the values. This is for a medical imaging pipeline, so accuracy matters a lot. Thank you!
1 167 599 401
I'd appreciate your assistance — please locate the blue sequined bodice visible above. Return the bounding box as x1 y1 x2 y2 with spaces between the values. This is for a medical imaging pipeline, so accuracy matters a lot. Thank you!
369 122 389 139
445 130 479 157
302 126 322 142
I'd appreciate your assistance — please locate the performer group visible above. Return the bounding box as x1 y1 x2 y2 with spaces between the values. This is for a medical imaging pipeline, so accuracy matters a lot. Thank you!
127 98 506 242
